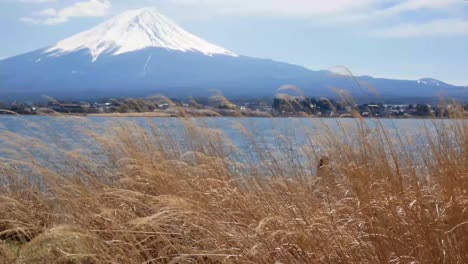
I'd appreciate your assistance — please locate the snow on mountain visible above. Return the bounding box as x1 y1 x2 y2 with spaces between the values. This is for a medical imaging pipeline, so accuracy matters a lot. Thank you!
417 78 444 86
45 7 237 62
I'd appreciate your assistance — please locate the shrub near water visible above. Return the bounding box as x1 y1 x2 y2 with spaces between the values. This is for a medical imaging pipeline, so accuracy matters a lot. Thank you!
0 113 466 263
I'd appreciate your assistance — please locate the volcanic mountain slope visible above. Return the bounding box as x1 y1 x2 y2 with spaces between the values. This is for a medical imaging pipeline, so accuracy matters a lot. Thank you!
0 7 466 101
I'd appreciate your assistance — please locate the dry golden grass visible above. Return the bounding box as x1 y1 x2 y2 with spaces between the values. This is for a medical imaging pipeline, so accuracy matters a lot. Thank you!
0 109 467 263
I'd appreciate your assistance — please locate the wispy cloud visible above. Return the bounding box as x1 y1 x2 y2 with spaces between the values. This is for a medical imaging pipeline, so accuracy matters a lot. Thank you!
158 0 463 19
158 0 468 38
155 0 467 39
157 0 376 18
21 0 111 25
375 18 468 38
377 0 462 16
18 0 468 39
326 0 465 24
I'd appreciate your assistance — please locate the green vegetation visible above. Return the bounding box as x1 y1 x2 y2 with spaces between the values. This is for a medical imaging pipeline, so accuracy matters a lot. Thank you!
0 107 466 263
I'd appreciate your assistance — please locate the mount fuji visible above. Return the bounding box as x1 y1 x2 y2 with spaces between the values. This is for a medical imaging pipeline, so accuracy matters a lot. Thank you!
0 8 466 101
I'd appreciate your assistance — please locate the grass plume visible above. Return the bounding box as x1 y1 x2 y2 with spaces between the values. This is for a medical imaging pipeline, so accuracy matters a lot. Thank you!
0 109 466 263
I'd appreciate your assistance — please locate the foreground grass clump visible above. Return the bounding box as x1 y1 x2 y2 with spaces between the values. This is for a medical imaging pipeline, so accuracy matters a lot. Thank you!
0 114 467 263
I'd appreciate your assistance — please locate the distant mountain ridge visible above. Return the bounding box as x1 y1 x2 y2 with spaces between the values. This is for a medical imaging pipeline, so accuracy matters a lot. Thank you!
1 7 467 102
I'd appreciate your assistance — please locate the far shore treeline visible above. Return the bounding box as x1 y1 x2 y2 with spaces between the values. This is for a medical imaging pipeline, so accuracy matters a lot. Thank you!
1 95 467 118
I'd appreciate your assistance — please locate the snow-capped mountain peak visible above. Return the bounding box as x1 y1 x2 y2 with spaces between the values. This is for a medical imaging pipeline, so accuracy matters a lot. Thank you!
45 7 237 61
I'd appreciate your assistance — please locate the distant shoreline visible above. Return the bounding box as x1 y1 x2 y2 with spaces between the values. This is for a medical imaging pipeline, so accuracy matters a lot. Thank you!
1 112 464 120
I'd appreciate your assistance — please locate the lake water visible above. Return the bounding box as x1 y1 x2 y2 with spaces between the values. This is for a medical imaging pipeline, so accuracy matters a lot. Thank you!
0 116 444 157
0 116 461 180
0 116 435 144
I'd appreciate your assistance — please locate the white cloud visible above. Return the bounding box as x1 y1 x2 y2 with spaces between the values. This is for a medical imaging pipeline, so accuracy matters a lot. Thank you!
161 0 467 39
37 8 57 16
19 0 468 39
21 0 111 25
151 0 468 39
158 0 376 18
376 19 468 38
156 0 463 19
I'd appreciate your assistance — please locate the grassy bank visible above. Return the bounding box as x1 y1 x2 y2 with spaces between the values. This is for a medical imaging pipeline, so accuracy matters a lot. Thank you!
0 112 466 263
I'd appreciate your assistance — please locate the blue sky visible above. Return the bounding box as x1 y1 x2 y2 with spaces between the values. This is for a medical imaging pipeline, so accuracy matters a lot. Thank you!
2 0 468 85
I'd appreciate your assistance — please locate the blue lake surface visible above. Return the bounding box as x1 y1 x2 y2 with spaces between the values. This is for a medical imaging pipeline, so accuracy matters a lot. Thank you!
0 116 461 179
0 116 444 157
0 116 434 146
